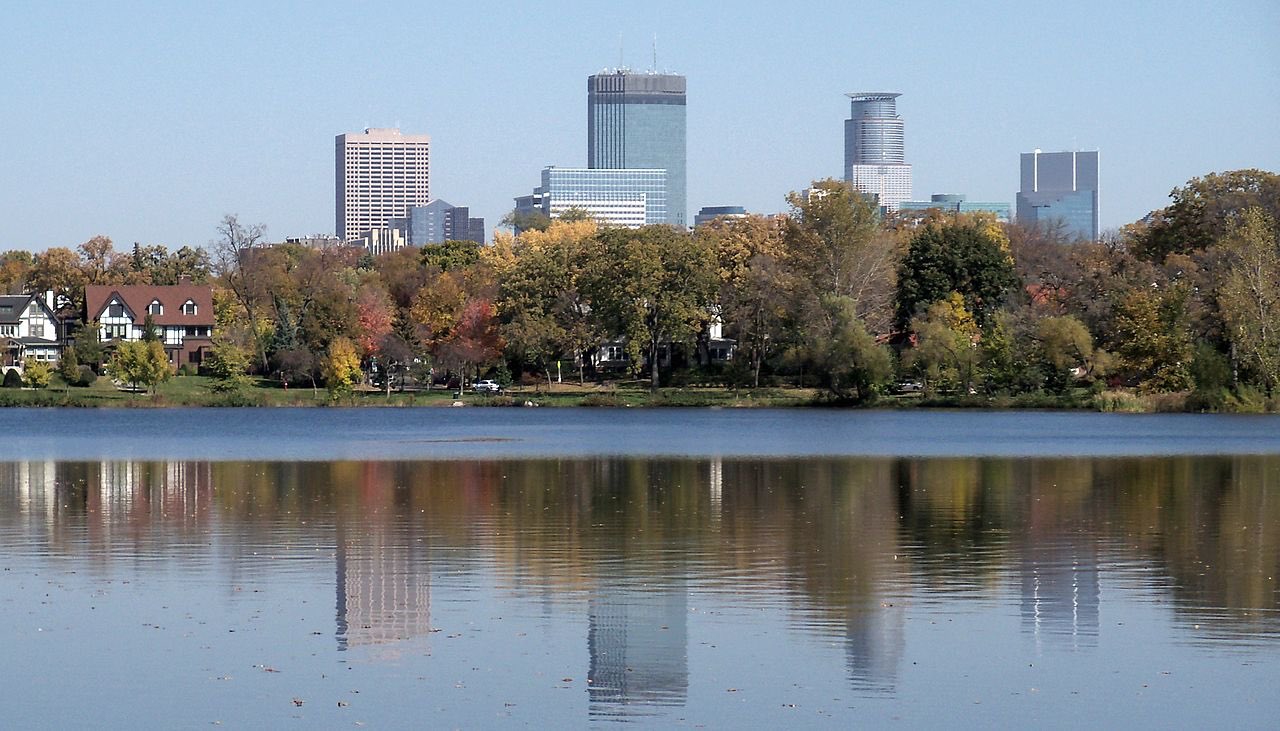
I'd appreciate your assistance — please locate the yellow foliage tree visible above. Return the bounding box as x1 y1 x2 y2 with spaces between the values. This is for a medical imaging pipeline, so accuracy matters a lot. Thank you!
323 337 363 399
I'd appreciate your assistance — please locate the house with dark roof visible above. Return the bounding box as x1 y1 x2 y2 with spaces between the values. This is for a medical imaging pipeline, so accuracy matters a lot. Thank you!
0 292 63 372
84 277 214 368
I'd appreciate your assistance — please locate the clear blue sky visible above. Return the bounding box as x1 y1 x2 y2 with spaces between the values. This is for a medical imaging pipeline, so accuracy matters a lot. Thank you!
1 0 1276 251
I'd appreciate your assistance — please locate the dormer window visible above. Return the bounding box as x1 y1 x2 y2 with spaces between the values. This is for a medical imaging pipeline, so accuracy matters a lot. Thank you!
148 300 163 315
182 300 198 316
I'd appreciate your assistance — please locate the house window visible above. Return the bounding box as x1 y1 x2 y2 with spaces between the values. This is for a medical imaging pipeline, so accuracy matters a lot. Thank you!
0 325 14 337
105 323 128 339
182 300 197 316
30 322 44 339
108 304 124 318
148 300 163 315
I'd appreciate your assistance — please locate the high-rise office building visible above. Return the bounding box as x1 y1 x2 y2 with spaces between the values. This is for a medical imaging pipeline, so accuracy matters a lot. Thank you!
408 200 485 246
515 167 667 229
844 92 912 213
693 205 748 228
1016 150 1099 240
588 70 686 227
335 128 431 241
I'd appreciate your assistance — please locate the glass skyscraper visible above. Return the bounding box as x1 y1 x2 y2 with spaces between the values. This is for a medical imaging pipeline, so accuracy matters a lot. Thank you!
588 71 686 227
843 92 912 213
1016 150 1099 241
514 167 668 229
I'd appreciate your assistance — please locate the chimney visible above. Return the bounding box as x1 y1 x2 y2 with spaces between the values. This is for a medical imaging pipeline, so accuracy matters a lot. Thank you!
178 275 192 285
44 290 55 311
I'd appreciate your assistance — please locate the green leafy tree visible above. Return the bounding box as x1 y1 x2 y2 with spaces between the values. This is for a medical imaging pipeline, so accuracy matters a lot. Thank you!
1130 169 1280 262
896 217 1019 330
1111 287 1193 392
583 226 718 390
142 313 161 343
109 340 171 394
205 341 253 393
57 347 80 386
21 359 52 389
789 295 892 401
904 294 982 394
73 322 105 372
422 240 481 273
1034 315 1109 392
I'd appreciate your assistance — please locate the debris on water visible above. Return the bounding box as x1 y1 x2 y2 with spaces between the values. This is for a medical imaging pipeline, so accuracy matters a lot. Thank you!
292 698 304 707
337 701 350 708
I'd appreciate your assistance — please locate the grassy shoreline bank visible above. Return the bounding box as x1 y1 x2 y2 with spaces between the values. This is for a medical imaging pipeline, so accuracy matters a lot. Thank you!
0 375 1271 413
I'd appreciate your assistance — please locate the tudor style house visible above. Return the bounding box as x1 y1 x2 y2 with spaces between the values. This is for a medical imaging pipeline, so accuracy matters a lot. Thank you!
0 292 63 372
84 278 214 368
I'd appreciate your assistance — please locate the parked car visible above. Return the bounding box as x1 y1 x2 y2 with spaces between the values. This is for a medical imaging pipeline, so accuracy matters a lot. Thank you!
473 379 502 393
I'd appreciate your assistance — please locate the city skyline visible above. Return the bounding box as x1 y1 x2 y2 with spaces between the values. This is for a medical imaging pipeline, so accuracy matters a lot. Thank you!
1 1 1276 251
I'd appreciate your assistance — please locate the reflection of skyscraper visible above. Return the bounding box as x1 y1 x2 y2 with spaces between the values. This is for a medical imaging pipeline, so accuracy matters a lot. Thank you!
844 92 912 212
844 603 906 694
1019 540 1100 648
588 578 688 718
336 531 431 652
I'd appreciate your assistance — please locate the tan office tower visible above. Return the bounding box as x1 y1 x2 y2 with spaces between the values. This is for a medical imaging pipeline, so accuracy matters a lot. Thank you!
335 128 431 241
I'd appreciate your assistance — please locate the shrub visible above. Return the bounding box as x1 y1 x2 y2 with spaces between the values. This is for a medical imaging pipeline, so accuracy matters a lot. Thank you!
75 365 97 387
2 369 22 388
22 359 52 389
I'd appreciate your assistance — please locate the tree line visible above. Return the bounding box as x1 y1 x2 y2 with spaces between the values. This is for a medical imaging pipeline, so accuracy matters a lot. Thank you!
3 168 1277 408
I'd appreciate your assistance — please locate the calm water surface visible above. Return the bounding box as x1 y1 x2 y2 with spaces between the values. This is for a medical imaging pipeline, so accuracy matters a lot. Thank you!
2 410 1279 728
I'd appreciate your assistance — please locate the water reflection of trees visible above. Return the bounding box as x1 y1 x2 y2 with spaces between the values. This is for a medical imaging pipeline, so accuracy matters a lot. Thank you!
2 454 1278 658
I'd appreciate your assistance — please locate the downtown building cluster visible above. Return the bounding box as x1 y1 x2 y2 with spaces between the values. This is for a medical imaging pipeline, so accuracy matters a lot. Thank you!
332 72 1102 249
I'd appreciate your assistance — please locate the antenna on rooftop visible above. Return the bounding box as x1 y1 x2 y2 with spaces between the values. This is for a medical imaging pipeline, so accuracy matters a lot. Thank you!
652 34 657 72
619 33 624 69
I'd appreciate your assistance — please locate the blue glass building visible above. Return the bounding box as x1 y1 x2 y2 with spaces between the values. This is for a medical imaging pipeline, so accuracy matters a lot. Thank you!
588 71 686 227
899 194 1011 222
514 167 667 229
1016 150 1099 240
408 200 485 245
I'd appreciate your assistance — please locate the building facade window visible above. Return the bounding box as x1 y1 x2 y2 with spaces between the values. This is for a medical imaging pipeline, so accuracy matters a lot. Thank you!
108 304 124 318
148 301 163 315
182 301 197 316
30 322 44 338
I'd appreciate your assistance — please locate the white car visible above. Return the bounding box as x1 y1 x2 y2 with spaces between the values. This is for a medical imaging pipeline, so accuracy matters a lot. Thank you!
473 379 502 393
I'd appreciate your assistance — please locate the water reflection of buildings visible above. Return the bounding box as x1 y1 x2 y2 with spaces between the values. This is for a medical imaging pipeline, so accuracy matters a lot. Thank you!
588 578 688 718
335 533 431 653
1018 541 1100 648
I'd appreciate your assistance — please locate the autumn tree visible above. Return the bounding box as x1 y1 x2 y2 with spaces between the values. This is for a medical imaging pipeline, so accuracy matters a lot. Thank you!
29 247 88 310
1216 208 1280 393
0 251 34 294
904 294 982 394
323 336 363 399
697 215 789 387
785 179 896 333
1130 169 1280 262
498 220 602 385
583 226 718 390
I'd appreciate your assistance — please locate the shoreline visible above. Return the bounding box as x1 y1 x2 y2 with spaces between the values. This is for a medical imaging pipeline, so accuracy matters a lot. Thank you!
0 375 1267 413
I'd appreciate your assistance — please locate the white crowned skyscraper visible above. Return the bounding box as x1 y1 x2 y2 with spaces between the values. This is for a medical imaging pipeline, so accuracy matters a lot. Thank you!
844 92 912 213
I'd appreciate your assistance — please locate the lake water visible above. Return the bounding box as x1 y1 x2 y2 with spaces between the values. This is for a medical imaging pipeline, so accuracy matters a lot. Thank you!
2 409 1278 728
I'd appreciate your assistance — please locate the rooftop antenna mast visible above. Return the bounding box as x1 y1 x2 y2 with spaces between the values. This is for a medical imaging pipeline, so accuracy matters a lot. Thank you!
652 34 657 72
619 33 624 69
